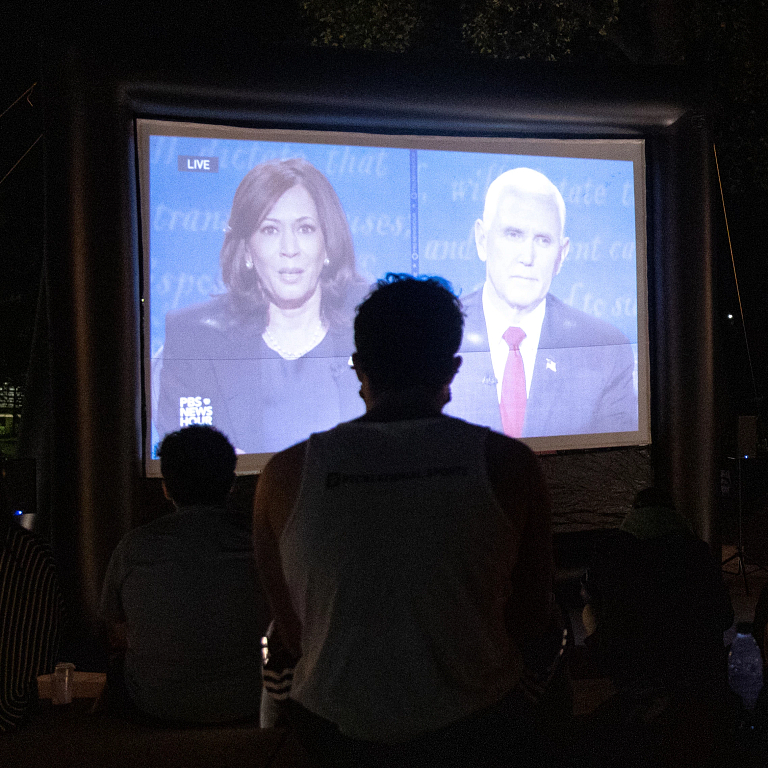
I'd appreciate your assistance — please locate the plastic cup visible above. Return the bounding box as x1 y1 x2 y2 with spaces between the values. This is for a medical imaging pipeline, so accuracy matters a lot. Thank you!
52 662 76 705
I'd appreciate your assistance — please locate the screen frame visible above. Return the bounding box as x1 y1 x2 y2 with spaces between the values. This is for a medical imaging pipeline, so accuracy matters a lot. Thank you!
136 120 651 475
41 46 718 646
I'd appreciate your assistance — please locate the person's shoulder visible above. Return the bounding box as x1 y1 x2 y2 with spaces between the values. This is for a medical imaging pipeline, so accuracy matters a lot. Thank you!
265 439 308 473
165 294 238 331
481 429 551 524
545 294 631 346
164 294 259 357
484 429 543 489
254 440 309 535
3 521 54 558
484 428 536 462
457 288 488 350
259 440 309 496
114 510 187 550
590 527 639 562
651 531 717 565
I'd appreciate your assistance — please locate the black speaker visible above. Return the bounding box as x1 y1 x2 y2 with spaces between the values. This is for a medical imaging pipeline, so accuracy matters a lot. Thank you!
738 415 759 459
2 458 36 516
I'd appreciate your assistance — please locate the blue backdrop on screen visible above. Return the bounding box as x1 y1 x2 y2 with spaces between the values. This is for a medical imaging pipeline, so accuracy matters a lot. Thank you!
148 135 638 361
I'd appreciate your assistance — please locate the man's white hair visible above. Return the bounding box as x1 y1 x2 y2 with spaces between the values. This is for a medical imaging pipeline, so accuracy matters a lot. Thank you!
482 167 567 240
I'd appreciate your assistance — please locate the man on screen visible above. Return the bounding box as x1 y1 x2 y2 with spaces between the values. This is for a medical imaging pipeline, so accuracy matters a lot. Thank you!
446 167 638 438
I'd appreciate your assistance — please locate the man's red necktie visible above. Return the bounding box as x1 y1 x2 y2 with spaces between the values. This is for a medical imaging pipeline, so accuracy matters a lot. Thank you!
500 326 526 438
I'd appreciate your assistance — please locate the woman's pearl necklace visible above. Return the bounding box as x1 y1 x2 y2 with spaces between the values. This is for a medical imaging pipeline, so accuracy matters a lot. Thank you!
263 322 326 360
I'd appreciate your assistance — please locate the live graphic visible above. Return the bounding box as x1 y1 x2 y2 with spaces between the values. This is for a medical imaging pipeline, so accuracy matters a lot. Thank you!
177 156 219 172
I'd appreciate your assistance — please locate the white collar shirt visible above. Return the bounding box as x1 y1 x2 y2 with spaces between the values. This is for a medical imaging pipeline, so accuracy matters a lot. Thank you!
481 283 546 403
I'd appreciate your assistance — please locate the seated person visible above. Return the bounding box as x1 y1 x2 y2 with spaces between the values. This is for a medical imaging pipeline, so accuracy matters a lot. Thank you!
581 487 733 693
0 477 63 730
748 573 768 715
99 425 269 724
254 274 556 767
577 487 734 767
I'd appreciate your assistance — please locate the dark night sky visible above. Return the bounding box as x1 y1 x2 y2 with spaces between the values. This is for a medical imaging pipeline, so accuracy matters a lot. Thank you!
0 1 306 386
1 4 45 388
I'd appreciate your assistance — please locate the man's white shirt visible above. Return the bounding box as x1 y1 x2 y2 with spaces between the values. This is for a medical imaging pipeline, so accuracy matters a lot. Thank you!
481 282 546 403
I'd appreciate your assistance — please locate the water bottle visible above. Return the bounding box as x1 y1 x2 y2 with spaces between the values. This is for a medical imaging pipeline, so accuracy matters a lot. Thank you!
728 622 764 711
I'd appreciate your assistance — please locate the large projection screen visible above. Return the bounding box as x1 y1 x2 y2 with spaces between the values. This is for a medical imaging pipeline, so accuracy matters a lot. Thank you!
138 121 650 475
41 48 717 656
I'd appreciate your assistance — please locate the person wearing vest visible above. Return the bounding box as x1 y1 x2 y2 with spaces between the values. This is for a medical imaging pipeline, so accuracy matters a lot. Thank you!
254 273 555 767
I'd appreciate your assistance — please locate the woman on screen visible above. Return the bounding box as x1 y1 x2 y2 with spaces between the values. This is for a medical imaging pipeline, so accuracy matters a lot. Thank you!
156 159 368 454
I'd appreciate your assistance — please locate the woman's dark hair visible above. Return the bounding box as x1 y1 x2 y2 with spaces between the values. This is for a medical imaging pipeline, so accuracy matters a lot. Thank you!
354 273 464 390
159 426 236 507
220 158 362 330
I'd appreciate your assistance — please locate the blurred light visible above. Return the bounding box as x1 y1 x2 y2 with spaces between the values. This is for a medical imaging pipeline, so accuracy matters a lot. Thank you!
14 510 23 516
727 314 733 319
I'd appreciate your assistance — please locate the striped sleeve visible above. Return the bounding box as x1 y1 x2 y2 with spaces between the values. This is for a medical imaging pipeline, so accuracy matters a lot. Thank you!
0 524 64 731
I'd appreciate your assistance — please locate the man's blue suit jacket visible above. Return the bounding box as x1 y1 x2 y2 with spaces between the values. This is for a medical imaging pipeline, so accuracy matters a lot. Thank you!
445 290 638 437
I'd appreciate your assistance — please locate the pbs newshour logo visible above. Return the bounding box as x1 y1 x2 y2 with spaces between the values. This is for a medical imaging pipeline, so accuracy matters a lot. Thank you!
179 396 213 427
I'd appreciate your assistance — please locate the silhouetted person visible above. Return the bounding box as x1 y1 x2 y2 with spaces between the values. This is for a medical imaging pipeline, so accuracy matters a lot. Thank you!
254 274 554 767
746 563 768 722
577 487 734 768
0 465 63 730
100 425 269 724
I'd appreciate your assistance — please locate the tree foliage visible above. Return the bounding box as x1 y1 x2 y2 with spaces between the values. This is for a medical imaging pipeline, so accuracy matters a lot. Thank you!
301 0 621 60
300 0 768 197
301 0 419 52
464 0 619 61
682 0 768 195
